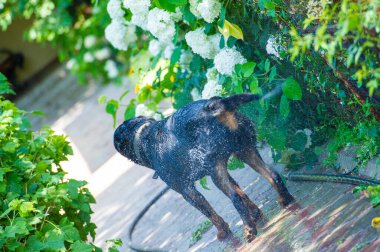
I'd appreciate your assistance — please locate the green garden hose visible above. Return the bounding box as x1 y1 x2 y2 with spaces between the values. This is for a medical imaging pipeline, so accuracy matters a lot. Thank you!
285 172 380 186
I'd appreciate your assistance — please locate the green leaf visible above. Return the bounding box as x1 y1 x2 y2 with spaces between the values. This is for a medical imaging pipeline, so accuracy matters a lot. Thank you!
227 156 245 170
264 59 270 73
153 0 187 12
199 177 210 190
70 241 94 252
98 95 107 104
282 77 302 100
218 19 244 41
30 110 45 117
267 130 286 150
279 95 290 118
170 47 181 66
19 202 35 217
124 100 136 120
241 62 256 77
105 99 119 128
249 76 260 94
119 90 129 101
3 141 18 153
291 131 307 151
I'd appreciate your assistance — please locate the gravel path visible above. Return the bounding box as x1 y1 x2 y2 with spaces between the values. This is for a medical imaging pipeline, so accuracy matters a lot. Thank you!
16 66 380 252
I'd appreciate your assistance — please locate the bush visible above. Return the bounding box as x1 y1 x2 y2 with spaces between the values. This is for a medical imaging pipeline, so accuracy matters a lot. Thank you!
0 74 101 251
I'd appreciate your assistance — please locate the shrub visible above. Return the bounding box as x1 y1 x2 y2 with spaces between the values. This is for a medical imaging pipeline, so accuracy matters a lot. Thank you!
0 74 102 251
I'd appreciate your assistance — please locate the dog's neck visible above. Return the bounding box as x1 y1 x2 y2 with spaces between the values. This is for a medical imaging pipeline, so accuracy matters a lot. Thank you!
133 121 152 167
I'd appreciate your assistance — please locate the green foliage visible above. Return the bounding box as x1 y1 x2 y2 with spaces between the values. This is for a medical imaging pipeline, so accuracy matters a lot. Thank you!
354 185 380 207
189 220 212 247
0 79 107 251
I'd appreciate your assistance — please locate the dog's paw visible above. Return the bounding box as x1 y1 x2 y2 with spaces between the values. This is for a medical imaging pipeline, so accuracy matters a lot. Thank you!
217 228 233 241
279 194 296 208
244 225 257 243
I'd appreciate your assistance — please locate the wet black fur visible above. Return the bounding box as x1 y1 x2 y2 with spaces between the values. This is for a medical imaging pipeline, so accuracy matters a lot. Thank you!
114 94 295 241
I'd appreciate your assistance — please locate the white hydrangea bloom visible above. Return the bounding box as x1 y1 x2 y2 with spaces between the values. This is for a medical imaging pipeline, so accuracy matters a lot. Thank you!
266 35 283 59
191 88 202 101
214 47 247 76
189 0 221 23
185 28 221 59
83 52 94 63
94 48 112 60
198 0 221 23
179 50 193 72
135 104 155 117
105 20 137 50
189 0 202 18
202 80 222 99
148 39 162 57
170 7 183 22
84 35 96 48
105 60 118 78
206 67 218 81
163 43 174 59
153 113 162 121
123 0 150 29
147 8 176 44
107 0 124 20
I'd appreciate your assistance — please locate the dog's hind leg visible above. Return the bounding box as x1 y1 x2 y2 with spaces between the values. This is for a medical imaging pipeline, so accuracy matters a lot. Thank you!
211 161 263 242
237 148 295 207
175 185 232 241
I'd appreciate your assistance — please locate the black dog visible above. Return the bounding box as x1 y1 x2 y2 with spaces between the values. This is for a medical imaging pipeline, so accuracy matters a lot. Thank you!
114 94 295 241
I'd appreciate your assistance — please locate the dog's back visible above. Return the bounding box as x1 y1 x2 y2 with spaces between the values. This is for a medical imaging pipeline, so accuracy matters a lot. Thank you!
142 94 260 186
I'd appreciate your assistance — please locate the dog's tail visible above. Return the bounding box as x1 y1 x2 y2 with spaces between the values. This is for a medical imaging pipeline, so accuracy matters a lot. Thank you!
204 93 260 113
222 93 260 111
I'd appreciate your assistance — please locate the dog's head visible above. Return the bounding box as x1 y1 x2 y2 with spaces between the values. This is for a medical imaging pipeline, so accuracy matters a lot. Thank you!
114 116 154 162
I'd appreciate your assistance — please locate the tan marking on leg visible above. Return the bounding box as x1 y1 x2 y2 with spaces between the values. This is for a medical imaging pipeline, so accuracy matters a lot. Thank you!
217 111 238 130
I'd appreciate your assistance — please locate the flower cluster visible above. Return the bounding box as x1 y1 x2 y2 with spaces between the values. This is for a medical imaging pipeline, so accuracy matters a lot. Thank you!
214 47 246 76
189 0 222 23
185 27 221 59
123 0 151 29
135 104 162 120
202 68 222 98
105 0 137 51
266 35 283 59
147 8 177 44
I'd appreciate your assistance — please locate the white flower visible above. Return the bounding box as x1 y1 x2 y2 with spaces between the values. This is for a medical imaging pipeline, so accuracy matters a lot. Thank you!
185 27 221 59
198 0 221 23
202 80 222 99
147 8 176 44
148 39 162 57
105 20 137 50
153 113 162 121
189 0 221 23
105 60 118 78
94 48 112 60
135 104 155 117
214 47 246 76
83 52 94 63
123 0 150 29
66 59 76 70
163 43 174 59
189 0 201 18
266 35 284 59
84 35 97 48
170 7 183 22
107 0 124 20
179 50 193 72
206 67 218 81
191 88 202 101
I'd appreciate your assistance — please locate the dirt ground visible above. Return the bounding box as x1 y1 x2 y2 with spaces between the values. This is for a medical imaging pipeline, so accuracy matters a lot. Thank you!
16 67 380 252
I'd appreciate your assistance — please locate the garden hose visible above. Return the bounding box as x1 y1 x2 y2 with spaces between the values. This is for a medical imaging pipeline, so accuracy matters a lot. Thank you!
127 186 170 252
285 172 380 186
126 173 380 251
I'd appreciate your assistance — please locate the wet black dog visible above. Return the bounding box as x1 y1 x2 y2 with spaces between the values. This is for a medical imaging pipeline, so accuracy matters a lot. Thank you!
114 94 295 241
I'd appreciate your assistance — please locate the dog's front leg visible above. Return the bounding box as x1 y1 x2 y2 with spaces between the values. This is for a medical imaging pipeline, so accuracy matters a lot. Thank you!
178 185 232 240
